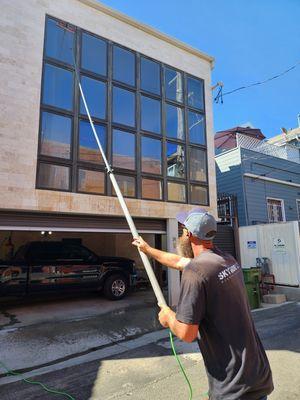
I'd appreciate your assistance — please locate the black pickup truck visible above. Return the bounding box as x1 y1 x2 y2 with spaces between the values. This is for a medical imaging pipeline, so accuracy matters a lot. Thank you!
0 241 136 300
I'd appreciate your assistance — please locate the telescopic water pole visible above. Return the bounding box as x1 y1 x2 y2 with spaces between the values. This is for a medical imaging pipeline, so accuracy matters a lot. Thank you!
77 72 167 308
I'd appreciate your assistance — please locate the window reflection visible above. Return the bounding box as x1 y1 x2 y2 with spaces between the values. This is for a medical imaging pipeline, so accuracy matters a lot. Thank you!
191 185 208 205
38 163 70 190
141 137 162 174
141 96 161 134
79 121 106 164
78 169 105 194
166 104 184 140
187 77 204 110
167 182 186 202
165 68 183 102
113 175 136 197
167 143 185 178
40 112 72 159
45 18 74 65
188 111 206 145
142 179 162 200
81 33 107 76
113 46 135 86
113 87 135 127
190 147 207 181
113 129 135 170
43 64 73 111
80 76 106 119
141 57 160 95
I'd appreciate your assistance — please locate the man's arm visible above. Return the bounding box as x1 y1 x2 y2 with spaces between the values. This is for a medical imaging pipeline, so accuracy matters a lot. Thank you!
158 306 199 343
132 236 190 271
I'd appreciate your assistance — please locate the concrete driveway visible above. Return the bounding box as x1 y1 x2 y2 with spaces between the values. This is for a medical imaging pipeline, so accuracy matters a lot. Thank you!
0 298 299 400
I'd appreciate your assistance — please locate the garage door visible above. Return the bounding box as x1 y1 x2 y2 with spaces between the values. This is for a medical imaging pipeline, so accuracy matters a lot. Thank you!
0 211 166 234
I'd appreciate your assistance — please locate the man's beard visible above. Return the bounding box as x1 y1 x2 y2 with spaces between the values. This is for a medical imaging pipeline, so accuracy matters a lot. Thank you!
176 234 194 258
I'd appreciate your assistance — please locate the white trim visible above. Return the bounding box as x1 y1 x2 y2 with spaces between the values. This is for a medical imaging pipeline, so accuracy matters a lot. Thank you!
266 197 286 222
78 0 214 66
244 173 300 188
0 226 166 234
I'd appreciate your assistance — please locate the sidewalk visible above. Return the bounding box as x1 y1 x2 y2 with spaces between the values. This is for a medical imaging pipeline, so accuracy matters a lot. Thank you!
0 302 299 400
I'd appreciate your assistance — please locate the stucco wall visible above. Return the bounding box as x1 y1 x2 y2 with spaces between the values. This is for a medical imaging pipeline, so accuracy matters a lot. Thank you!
0 0 216 219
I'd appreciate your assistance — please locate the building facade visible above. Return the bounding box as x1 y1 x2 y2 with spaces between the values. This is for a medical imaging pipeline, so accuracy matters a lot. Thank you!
0 0 216 304
215 127 300 227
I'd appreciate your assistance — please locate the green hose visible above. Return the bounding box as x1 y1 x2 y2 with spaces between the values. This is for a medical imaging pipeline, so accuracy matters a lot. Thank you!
169 330 193 400
0 361 75 400
1 332 206 400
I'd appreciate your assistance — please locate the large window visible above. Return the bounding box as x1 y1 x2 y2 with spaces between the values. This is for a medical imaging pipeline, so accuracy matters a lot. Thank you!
37 16 208 204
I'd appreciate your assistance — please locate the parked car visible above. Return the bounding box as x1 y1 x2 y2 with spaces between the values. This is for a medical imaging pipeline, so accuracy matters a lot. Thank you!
0 241 136 300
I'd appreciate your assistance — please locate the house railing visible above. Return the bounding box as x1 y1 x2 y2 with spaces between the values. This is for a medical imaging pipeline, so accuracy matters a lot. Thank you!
236 133 300 164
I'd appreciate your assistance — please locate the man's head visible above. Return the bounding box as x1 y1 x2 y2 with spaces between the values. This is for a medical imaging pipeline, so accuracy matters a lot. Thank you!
176 208 217 256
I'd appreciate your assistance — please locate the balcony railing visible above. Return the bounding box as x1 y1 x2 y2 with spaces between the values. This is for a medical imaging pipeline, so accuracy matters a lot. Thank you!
236 133 300 164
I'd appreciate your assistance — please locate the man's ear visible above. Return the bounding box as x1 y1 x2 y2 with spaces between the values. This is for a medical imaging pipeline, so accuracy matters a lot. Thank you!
187 231 193 238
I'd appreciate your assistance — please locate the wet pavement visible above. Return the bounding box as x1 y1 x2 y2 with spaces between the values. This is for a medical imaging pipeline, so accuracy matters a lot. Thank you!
0 301 299 399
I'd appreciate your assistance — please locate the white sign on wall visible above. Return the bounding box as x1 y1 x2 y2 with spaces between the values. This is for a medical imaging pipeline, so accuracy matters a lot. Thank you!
273 238 286 252
247 241 257 249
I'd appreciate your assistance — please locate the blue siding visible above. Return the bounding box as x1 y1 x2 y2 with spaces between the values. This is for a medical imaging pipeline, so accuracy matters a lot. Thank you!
215 147 300 226
241 148 300 184
241 148 300 224
215 148 247 226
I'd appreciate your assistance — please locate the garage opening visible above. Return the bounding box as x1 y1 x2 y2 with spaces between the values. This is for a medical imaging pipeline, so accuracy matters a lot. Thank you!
0 211 168 304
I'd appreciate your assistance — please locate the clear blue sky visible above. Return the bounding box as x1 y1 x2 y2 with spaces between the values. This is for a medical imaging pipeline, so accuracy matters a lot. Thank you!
100 0 300 138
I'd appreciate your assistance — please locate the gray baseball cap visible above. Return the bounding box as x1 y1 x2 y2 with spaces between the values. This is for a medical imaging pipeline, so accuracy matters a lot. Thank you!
176 207 217 241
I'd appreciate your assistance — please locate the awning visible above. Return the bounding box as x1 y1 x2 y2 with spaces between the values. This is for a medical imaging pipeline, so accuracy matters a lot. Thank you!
0 211 166 234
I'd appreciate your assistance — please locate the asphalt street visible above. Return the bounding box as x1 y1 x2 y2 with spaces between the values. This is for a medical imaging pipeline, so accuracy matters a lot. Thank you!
0 301 299 400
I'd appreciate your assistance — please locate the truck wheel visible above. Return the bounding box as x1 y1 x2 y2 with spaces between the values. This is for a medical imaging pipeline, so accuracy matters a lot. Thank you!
103 274 128 300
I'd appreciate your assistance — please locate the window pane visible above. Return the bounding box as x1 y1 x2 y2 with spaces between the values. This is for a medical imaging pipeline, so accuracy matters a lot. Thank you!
43 64 73 111
142 179 162 200
191 185 208 205
79 120 106 164
141 136 162 174
113 46 135 86
78 169 105 194
190 147 207 181
113 175 136 197
187 77 204 109
80 76 106 119
81 33 107 76
165 68 183 102
141 58 160 95
167 182 186 202
113 87 135 127
113 129 135 170
166 104 185 140
45 18 74 64
40 112 72 159
141 96 161 134
37 163 70 190
188 111 206 145
167 142 185 178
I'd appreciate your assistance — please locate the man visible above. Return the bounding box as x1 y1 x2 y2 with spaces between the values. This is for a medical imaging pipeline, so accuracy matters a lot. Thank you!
132 208 273 400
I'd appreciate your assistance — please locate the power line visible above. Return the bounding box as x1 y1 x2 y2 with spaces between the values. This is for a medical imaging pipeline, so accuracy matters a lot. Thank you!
214 60 300 103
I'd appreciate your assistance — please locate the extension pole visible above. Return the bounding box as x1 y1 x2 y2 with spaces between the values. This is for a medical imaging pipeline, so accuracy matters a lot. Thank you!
78 82 167 307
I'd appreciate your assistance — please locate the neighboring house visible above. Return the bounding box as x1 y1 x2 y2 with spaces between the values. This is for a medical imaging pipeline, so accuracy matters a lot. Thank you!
215 127 300 226
0 0 216 304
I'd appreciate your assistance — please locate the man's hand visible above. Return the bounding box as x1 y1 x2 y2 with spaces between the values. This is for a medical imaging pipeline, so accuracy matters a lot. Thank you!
158 305 174 328
132 236 151 254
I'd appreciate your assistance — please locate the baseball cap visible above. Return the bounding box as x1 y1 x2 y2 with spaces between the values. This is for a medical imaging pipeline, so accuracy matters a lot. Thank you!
176 207 217 241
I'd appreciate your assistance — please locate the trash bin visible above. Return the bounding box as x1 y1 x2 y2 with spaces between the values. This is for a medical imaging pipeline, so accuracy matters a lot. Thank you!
242 268 261 309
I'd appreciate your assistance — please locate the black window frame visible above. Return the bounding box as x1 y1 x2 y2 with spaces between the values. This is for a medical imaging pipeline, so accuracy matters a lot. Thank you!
36 15 209 206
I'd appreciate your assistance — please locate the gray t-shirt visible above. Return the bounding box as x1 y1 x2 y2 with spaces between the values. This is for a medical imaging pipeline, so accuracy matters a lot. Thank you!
176 247 273 400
